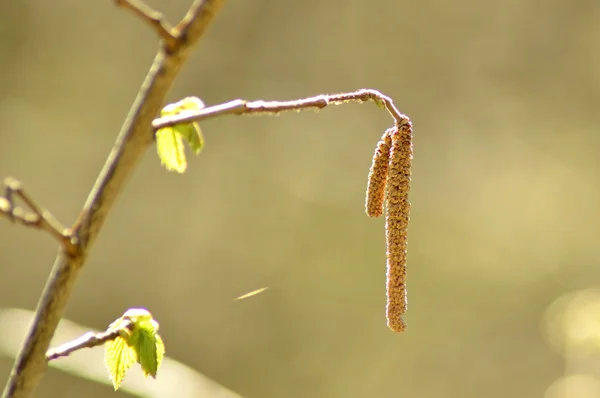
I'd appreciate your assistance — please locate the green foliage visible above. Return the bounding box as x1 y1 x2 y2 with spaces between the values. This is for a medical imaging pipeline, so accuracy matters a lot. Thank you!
156 97 205 173
156 127 187 173
104 308 165 390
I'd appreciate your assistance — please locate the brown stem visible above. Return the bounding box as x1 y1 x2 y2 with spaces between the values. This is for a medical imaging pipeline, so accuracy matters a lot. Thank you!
0 178 78 256
46 320 133 361
152 89 410 130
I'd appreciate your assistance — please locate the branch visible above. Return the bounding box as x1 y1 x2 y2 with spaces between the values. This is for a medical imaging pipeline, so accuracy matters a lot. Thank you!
153 89 411 130
46 320 133 361
2 1 224 397
153 89 414 333
0 178 78 256
114 0 177 51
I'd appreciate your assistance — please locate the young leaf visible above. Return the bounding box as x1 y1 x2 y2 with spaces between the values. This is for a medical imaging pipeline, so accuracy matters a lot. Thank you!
129 316 165 378
175 122 204 155
103 308 165 390
104 336 137 390
161 97 205 117
156 97 205 173
156 333 165 370
156 127 187 173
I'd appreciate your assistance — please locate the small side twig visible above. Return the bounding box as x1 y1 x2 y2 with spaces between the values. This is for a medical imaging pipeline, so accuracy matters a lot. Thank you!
46 320 133 361
152 89 410 130
114 0 177 52
0 178 79 256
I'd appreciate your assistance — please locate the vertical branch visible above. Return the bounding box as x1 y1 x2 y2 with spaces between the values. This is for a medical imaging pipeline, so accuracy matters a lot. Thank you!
384 123 413 332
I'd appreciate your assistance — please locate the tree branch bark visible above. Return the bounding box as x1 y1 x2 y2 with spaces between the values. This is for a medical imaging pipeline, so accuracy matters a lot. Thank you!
152 89 410 129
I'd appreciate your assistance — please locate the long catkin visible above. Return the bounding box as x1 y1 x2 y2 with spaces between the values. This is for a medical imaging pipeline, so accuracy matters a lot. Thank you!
384 123 413 332
365 129 393 218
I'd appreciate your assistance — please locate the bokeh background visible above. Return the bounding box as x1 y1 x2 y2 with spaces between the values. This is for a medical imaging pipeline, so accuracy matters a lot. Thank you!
1 0 600 397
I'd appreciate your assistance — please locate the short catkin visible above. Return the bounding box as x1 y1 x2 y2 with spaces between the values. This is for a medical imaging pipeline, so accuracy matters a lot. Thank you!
384 122 412 332
365 129 393 218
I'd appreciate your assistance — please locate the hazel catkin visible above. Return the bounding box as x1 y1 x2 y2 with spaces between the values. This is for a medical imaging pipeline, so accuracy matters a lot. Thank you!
384 122 413 332
365 129 393 218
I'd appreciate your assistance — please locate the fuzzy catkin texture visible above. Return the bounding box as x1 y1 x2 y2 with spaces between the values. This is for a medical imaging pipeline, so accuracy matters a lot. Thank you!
385 123 412 332
365 129 392 218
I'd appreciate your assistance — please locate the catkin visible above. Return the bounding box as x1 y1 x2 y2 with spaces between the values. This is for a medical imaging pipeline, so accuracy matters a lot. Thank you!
365 129 393 218
384 122 413 332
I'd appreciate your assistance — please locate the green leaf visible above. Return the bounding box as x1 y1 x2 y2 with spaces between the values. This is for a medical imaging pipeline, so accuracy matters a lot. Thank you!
160 97 205 118
156 334 165 370
156 127 187 173
175 122 204 155
103 308 165 390
104 336 137 390
128 320 162 378
156 97 205 172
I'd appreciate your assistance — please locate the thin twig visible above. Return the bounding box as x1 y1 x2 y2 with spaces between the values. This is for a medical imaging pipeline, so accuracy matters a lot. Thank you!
0 178 78 256
114 0 177 52
153 89 410 129
46 320 133 361
2 1 223 397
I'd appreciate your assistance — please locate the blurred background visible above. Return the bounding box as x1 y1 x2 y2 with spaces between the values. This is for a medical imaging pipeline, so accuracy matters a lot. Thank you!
1 0 600 397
